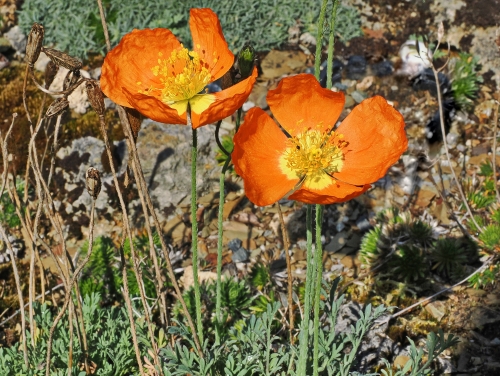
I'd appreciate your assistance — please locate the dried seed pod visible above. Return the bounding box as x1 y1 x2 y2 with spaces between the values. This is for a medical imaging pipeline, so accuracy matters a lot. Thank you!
45 98 69 118
85 167 101 200
26 23 44 67
85 80 105 116
63 69 81 91
126 108 141 142
44 60 59 89
42 47 82 71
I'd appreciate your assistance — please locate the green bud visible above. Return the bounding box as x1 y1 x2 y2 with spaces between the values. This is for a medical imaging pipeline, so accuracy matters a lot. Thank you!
237 44 255 80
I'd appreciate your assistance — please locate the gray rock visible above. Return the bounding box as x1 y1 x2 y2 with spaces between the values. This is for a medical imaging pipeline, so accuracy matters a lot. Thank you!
228 238 249 262
4 26 26 55
232 247 250 263
136 120 233 221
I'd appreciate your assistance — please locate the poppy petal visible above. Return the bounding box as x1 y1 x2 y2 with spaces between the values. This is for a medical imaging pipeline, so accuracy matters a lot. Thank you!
122 87 186 125
191 66 258 128
289 181 371 205
232 107 299 206
190 8 234 82
334 96 407 185
267 73 345 136
101 28 182 107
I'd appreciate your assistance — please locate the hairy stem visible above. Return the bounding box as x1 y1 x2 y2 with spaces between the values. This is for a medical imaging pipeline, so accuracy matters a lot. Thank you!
297 205 314 376
190 114 204 345
326 0 340 90
313 205 324 376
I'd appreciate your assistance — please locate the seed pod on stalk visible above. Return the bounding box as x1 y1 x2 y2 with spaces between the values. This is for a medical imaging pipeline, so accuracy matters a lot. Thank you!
42 47 82 71
85 167 101 200
45 97 69 118
26 23 44 67
44 61 59 89
63 69 81 91
85 80 105 116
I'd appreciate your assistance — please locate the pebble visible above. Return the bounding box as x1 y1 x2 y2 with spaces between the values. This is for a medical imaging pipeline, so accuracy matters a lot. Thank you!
371 60 394 77
351 90 367 103
346 55 366 80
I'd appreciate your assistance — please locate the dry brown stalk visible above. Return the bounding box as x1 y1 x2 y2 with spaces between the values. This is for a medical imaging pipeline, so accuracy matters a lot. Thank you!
0 113 28 367
430 24 483 233
45 197 98 376
96 114 147 375
277 203 294 345
93 0 202 356
492 102 500 202
117 106 203 356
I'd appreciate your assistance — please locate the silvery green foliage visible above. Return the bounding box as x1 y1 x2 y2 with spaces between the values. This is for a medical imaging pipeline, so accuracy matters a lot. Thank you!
0 293 139 375
0 285 457 375
380 330 459 376
18 0 363 59
156 279 456 375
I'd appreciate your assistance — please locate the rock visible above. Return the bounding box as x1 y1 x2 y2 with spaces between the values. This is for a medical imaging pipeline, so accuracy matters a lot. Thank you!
136 120 230 221
260 50 307 79
4 25 25 54
344 94 355 108
33 51 51 72
491 338 500 346
393 355 411 370
351 90 367 104
325 231 348 253
356 75 374 91
181 265 220 290
346 55 367 80
371 60 393 77
424 300 447 321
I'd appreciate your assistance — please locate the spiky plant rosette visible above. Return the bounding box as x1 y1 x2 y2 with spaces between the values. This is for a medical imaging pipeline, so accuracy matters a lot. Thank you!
388 245 428 283
431 238 467 278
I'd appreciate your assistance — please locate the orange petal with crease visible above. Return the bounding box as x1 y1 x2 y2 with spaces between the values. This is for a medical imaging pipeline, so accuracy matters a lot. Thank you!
190 8 234 81
122 87 186 125
191 67 258 128
289 181 371 205
232 108 298 206
334 96 407 186
267 73 345 136
101 28 181 107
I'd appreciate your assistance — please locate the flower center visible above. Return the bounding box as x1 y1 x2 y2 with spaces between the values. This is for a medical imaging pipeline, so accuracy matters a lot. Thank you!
139 47 212 104
284 128 346 183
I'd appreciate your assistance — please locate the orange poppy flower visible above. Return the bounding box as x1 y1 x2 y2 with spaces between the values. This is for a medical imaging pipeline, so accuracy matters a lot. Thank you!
232 74 407 206
100 8 257 129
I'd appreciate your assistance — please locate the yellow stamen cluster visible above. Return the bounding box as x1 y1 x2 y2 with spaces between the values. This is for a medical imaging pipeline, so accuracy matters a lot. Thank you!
284 128 346 183
138 47 212 104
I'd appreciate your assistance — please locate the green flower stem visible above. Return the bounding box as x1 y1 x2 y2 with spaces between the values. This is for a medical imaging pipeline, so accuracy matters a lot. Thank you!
215 156 231 345
215 107 240 344
235 108 243 132
313 204 324 376
314 0 329 83
298 205 314 376
326 0 340 90
188 110 203 345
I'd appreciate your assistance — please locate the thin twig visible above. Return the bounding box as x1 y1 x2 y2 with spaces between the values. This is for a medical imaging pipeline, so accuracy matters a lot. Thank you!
0 284 64 327
277 203 294 345
45 200 97 376
375 256 494 326
97 115 146 375
0 113 28 367
430 35 483 232
492 101 500 202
